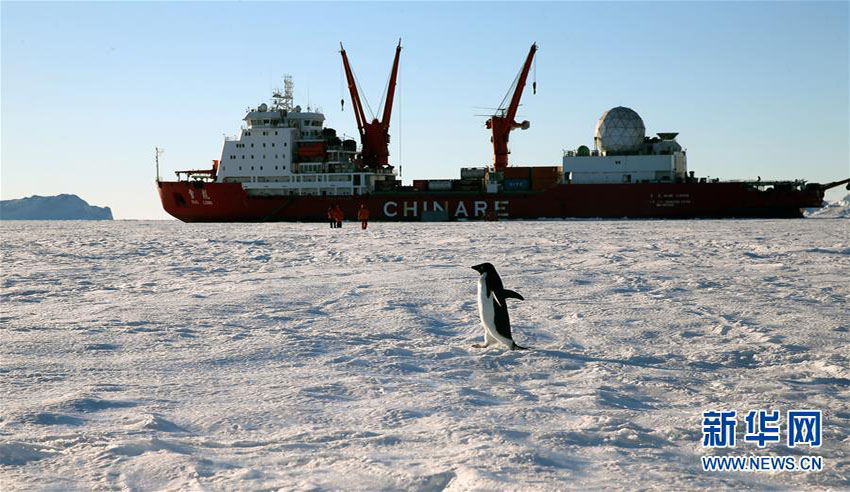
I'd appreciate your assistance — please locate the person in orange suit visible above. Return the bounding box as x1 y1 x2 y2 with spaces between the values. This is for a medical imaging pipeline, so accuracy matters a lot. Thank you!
333 204 344 229
357 203 370 230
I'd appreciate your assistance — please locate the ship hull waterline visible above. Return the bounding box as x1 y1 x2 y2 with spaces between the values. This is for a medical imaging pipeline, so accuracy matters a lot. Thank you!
157 180 824 222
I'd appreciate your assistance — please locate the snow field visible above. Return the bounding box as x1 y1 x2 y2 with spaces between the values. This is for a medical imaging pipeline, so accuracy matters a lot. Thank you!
1 219 848 490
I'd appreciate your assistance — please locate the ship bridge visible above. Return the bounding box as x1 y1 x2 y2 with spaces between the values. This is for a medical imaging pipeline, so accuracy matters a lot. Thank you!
210 79 396 197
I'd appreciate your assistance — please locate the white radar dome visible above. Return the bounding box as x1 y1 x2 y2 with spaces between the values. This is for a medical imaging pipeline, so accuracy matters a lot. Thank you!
594 106 645 153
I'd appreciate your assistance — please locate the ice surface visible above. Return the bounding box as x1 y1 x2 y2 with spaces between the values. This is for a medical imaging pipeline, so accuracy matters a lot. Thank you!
1 219 848 490
807 193 850 219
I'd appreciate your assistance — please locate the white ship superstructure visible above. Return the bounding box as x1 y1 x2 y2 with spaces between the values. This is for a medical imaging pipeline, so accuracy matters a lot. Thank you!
210 77 395 197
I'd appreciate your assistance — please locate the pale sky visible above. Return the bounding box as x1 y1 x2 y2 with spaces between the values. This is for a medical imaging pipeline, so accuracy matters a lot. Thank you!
2 1 848 219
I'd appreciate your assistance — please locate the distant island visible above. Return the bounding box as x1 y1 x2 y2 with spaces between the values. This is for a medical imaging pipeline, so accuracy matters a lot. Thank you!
0 194 113 220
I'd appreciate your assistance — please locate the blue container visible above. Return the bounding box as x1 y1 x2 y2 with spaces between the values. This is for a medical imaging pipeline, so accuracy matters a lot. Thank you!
503 178 530 191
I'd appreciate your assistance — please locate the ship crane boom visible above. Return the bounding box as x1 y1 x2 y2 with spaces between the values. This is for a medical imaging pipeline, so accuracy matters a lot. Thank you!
486 43 537 172
340 40 402 169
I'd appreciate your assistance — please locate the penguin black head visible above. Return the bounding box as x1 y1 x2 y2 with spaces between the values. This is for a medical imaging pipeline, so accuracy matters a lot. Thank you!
471 262 496 274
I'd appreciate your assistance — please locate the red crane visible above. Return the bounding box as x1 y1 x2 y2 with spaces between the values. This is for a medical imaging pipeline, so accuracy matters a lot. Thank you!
486 43 537 172
340 40 402 169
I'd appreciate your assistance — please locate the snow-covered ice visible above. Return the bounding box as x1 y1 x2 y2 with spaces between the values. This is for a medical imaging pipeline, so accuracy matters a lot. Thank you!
808 193 850 219
1 219 848 490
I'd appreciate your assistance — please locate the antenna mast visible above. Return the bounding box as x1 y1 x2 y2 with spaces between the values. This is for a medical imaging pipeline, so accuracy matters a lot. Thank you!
155 147 164 182
272 75 295 111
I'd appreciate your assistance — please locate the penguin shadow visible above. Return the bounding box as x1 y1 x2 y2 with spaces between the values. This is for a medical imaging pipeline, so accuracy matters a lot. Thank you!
530 349 669 370
387 301 457 338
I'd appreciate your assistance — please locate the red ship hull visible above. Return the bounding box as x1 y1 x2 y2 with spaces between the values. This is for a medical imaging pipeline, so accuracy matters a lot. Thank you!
157 180 826 222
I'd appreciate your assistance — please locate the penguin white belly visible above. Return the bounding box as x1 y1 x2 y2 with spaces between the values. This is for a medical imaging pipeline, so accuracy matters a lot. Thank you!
477 275 513 348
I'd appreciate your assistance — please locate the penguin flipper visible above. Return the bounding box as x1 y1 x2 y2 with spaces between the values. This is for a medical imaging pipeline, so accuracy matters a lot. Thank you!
503 289 524 301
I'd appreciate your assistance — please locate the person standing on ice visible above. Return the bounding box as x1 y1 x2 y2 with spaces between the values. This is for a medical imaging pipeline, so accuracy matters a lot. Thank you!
333 205 344 228
357 203 370 230
327 206 336 228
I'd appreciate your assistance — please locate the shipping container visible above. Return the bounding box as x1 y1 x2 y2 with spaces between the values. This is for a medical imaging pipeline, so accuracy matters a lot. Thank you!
503 178 530 191
461 167 488 179
531 166 562 178
454 181 482 192
428 179 452 191
375 179 398 191
503 166 532 179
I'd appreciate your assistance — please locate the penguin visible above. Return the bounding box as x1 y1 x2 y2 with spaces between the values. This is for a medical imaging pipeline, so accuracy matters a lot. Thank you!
471 262 527 350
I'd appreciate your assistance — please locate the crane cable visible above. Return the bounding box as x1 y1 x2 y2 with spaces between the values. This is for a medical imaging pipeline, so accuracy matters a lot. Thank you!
497 69 522 117
377 69 391 121
352 69 375 122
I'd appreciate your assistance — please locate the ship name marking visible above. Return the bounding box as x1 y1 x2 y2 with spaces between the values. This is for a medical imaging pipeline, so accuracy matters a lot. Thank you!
383 200 509 218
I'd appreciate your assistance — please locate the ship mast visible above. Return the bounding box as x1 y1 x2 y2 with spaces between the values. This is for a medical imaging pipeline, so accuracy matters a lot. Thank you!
155 147 164 182
486 43 537 172
272 75 295 111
